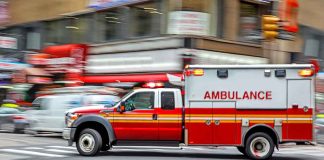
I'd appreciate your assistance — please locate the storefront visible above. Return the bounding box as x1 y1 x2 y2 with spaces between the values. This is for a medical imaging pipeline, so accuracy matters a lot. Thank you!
0 60 29 104
85 36 268 86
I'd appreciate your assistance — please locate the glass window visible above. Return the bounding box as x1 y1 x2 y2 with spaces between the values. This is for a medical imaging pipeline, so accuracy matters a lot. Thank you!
45 20 67 44
65 15 91 43
96 9 124 42
125 92 155 111
129 1 162 37
167 0 217 36
161 92 175 110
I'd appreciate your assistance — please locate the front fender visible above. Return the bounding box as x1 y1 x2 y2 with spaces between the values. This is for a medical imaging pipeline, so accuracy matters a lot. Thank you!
71 115 116 144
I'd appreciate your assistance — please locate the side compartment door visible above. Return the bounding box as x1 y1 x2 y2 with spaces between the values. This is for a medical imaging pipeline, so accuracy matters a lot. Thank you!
187 101 213 145
113 91 158 140
287 79 313 140
213 102 237 145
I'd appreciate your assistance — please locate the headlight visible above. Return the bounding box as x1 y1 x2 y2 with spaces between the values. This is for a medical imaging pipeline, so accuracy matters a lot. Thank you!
65 112 80 127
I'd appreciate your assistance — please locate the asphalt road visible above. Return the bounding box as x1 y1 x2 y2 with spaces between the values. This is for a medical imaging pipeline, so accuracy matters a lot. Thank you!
0 132 324 160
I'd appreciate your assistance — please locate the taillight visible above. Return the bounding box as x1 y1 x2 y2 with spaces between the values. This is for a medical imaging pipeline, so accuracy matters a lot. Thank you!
12 115 25 120
185 69 204 76
299 69 314 77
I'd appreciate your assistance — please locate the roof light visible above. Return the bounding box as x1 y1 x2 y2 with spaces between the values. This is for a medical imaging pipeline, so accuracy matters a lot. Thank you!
142 82 164 88
299 69 314 77
193 69 204 76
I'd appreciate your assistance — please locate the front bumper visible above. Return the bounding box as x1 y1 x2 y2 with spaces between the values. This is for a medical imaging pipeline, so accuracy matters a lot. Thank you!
63 128 76 146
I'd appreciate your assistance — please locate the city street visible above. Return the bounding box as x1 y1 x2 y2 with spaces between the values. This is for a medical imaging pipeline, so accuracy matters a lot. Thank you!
0 132 323 160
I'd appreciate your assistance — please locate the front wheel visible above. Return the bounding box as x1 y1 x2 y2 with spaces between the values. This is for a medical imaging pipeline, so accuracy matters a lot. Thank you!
76 128 102 156
245 132 275 160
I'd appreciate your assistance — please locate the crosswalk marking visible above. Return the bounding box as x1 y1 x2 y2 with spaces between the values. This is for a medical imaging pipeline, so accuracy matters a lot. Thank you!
47 146 76 150
0 149 66 157
45 149 78 154
23 147 43 150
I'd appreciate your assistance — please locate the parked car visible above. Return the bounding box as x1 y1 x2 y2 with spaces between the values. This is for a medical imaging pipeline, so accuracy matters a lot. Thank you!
26 94 120 135
0 107 28 133
315 118 324 144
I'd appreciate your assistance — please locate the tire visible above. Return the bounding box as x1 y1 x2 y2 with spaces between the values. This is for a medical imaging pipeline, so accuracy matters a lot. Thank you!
236 146 246 155
245 132 275 160
76 128 102 156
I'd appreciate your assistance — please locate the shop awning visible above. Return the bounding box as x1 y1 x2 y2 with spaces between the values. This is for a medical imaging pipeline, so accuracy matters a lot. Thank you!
82 73 183 83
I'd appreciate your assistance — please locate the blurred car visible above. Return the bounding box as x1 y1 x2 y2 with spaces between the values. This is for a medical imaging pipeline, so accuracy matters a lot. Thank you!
0 107 28 133
315 118 324 144
26 94 120 135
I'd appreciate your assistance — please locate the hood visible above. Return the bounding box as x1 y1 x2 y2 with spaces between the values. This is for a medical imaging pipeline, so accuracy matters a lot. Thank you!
66 105 107 114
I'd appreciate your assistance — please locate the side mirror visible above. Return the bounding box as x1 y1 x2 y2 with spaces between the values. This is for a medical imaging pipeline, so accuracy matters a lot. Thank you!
120 101 126 113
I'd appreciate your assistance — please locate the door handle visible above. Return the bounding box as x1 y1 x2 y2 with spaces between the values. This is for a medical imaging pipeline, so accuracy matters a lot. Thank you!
152 114 157 120
205 120 211 126
214 120 220 126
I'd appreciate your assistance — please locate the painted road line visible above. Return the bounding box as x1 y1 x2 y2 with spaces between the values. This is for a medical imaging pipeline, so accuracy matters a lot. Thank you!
45 149 78 154
0 149 66 157
47 146 76 150
23 147 43 150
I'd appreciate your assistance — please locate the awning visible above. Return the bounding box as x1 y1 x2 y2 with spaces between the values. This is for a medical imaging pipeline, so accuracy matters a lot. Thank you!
82 73 183 83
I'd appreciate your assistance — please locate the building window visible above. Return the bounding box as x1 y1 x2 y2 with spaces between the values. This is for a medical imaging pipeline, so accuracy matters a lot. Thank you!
239 1 272 43
167 0 219 37
46 20 67 45
96 8 124 42
161 92 175 110
129 1 162 37
65 15 92 43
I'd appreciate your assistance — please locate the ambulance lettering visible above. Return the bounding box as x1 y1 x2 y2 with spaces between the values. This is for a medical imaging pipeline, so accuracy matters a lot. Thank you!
203 91 272 100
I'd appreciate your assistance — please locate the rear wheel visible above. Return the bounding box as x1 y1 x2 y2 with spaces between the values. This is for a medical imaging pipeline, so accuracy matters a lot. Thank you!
245 132 275 160
76 128 102 156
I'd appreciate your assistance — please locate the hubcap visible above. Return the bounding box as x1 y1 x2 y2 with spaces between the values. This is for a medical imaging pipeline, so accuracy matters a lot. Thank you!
79 133 95 153
250 137 270 158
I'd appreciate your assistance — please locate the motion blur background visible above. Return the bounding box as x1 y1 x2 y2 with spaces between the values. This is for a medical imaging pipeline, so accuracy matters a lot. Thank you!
0 0 323 139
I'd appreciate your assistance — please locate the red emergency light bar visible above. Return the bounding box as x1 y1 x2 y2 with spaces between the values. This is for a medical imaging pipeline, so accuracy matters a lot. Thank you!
142 82 164 88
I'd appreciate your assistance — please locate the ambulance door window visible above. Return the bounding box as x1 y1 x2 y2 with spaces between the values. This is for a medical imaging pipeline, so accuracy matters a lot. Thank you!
124 92 155 111
161 92 175 110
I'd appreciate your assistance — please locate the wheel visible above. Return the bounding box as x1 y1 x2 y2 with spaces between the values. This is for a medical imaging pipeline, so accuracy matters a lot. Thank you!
245 132 275 160
236 146 246 155
76 128 102 156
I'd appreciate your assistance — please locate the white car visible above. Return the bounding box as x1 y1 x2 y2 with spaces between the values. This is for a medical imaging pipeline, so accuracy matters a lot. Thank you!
25 94 120 134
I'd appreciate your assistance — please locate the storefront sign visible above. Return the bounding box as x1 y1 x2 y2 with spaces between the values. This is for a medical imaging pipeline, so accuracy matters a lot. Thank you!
0 36 17 49
0 0 9 24
89 0 148 10
167 11 210 36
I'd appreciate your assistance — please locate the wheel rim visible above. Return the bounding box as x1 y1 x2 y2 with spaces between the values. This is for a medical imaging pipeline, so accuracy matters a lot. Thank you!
249 137 270 158
79 133 95 153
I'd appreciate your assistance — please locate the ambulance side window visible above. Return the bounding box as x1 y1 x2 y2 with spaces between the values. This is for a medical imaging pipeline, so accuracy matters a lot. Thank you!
161 92 175 110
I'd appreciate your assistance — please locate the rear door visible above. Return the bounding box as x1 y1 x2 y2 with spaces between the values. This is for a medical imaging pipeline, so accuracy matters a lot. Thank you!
158 90 182 141
287 79 313 140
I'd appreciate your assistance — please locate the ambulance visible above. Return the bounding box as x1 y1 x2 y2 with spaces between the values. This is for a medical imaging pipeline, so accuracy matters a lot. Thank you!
63 64 316 160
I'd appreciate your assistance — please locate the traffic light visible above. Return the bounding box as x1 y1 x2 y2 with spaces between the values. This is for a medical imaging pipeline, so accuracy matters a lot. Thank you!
262 15 280 40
